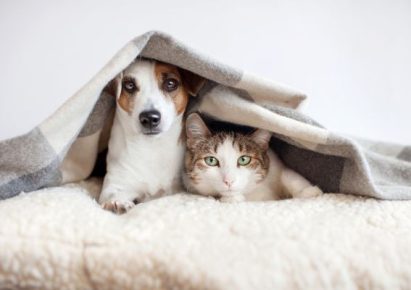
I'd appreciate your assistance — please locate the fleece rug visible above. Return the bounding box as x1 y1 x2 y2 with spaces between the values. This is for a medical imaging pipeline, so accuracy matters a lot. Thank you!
1 179 411 290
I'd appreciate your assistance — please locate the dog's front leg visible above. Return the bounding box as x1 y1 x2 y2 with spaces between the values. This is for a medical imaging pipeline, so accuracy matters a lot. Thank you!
101 199 135 214
99 186 145 214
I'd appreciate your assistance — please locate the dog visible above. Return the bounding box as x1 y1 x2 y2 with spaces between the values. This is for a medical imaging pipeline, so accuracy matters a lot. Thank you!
99 58 204 214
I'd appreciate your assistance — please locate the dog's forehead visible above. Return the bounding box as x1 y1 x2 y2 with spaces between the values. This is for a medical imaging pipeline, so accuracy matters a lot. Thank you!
154 62 180 77
123 60 155 77
123 60 180 78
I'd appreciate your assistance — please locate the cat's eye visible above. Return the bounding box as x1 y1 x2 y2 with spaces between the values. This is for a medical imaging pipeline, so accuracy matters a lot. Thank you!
238 155 251 166
204 156 219 166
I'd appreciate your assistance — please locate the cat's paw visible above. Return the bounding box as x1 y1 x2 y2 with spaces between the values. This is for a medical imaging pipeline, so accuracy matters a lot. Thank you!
220 194 245 203
101 200 135 214
297 186 323 198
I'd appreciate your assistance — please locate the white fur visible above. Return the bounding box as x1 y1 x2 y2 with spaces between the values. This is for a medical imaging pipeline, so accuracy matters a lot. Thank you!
99 60 185 212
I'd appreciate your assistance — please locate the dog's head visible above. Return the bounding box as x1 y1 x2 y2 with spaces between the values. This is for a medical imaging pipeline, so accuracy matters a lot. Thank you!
105 59 204 135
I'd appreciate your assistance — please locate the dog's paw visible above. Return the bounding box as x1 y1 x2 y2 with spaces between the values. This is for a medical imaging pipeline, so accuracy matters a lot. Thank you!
297 186 323 198
101 200 135 214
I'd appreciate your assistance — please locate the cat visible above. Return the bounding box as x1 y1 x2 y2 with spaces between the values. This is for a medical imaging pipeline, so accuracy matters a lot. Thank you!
183 113 323 202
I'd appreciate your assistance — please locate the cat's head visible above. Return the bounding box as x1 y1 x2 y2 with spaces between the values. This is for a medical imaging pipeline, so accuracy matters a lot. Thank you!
184 113 272 197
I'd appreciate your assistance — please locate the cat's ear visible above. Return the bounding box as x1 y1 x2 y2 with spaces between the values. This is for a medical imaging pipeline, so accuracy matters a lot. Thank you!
186 113 211 143
251 129 272 150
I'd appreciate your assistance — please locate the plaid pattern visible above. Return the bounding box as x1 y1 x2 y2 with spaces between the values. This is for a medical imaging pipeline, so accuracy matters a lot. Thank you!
1 31 410 199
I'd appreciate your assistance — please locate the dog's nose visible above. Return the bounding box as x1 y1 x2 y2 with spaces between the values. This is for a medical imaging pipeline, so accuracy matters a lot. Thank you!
139 110 161 129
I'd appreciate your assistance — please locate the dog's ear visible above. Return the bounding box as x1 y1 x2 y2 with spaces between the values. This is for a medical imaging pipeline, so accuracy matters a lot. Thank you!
103 74 122 99
179 68 206 96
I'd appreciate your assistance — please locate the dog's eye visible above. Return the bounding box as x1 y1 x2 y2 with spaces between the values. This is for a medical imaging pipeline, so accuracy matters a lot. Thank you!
163 78 179 92
123 80 137 93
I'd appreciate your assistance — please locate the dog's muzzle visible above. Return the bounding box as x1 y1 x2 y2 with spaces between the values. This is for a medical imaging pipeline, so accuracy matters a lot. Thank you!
139 110 161 135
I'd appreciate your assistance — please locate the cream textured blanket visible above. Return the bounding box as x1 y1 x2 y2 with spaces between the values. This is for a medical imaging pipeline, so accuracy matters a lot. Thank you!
1 179 411 289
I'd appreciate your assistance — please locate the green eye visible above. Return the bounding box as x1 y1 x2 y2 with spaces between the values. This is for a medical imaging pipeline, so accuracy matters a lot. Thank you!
204 156 219 166
238 155 251 166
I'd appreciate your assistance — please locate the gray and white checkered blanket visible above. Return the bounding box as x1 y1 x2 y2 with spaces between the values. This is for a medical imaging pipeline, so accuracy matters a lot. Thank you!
1 31 410 200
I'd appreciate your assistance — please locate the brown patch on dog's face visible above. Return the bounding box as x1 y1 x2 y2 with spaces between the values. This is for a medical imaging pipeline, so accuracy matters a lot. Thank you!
118 76 138 114
154 62 189 115
112 60 204 117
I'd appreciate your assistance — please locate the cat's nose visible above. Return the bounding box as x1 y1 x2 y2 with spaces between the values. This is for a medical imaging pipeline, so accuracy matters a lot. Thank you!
224 179 234 188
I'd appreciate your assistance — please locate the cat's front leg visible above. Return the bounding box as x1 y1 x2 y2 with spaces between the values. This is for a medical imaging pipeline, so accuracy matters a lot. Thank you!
296 185 323 198
280 168 323 198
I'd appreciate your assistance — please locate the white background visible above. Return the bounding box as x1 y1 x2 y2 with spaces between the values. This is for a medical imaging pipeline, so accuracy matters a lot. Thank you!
0 0 410 143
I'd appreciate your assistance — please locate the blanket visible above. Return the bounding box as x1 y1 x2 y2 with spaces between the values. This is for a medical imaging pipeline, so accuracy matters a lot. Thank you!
1 179 411 289
0 30 410 199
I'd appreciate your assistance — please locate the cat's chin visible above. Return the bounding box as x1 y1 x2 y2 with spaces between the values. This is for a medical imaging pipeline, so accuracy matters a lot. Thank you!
219 189 243 196
219 194 245 203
